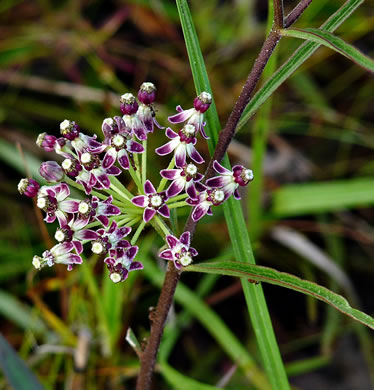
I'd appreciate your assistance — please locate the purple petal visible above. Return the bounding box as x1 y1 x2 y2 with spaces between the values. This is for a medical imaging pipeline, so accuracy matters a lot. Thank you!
144 180 156 195
100 204 121 216
117 240 131 248
166 235 179 250
133 126 147 141
213 160 230 175
97 215 109 226
132 195 147 208
53 241 74 255
175 144 186 168
126 246 138 261
173 260 183 270
73 240 83 254
58 253 82 265
180 232 190 247
55 210 67 227
207 207 213 216
187 144 204 164
97 174 111 189
155 140 177 156
107 166 121 176
200 122 209 139
190 247 198 257
165 127 178 139
157 204 170 218
192 204 208 222
127 140 144 153
186 181 197 200
168 108 194 124
167 180 184 198
59 200 79 213
102 148 116 169
89 173 97 187
205 176 225 188
234 189 241 200
54 183 70 201
160 169 180 180
117 226 131 238
130 261 143 271
159 249 174 260
118 149 130 170
74 229 98 241
143 208 156 223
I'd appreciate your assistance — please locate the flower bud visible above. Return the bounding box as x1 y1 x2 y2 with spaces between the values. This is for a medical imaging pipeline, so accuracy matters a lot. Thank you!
18 178 40 197
60 119 80 140
39 161 64 182
138 82 156 105
36 133 57 152
193 91 212 113
120 93 138 115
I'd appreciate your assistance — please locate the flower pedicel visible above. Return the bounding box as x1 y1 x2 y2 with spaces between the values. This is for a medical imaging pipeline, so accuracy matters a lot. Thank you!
18 84 254 282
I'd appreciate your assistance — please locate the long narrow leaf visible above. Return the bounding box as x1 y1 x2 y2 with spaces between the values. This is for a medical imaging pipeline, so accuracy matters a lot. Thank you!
175 1 290 388
281 28 374 72
185 261 374 331
0 334 44 390
237 0 365 132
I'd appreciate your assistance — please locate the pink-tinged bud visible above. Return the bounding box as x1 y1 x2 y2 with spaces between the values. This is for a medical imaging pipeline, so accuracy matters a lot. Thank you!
18 178 40 197
138 82 156 105
60 119 80 140
193 91 212 113
233 166 254 186
39 161 64 182
120 93 139 115
36 133 57 152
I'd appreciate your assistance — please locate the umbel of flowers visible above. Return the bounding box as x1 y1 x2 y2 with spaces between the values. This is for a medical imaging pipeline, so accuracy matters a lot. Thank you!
18 83 254 282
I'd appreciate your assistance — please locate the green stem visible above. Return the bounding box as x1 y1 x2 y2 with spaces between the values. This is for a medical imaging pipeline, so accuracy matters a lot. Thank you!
131 220 146 245
129 162 144 193
153 215 172 237
134 153 141 182
167 201 188 209
166 193 188 203
142 141 147 185
110 176 134 199
157 157 175 192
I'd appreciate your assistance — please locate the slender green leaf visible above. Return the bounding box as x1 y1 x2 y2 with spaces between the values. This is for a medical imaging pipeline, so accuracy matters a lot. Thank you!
281 28 374 72
185 261 374 330
160 362 220 390
0 290 47 335
175 1 289 388
0 334 44 390
237 0 365 132
272 177 374 217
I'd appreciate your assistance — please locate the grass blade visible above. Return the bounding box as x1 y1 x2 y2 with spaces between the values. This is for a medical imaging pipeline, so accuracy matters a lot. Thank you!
175 1 289 388
0 334 44 390
281 28 374 72
185 261 374 331
237 0 365 132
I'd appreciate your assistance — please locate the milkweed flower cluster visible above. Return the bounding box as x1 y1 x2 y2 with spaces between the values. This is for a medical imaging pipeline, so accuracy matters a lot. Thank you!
18 83 253 282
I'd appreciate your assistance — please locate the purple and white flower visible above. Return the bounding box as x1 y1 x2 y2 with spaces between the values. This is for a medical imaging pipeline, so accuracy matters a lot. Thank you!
32 242 82 272
137 82 163 133
159 231 198 269
186 188 226 222
107 133 144 170
206 161 254 200
168 91 212 139
36 182 80 226
104 245 143 283
120 93 147 141
131 180 170 223
18 178 40 198
155 126 204 168
160 162 204 199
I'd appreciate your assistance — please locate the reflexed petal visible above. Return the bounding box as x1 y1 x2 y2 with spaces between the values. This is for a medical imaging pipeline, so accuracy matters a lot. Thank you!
55 182 70 201
167 180 184 198
166 235 179 250
200 122 209 139
132 195 148 207
55 210 67 227
117 240 131 248
126 246 138 261
52 242 74 256
97 174 111 189
143 208 156 222
160 169 180 180
59 200 79 213
74 229 98 241
45 213 56 223
97 215 109 226
165 127 178 139
174 260 183 270
168 108 194 123
73 216 90 230
130 261 143 271
57 253 82 265
106 166 121 175
155 139 178 156
102 148 116 169
213 160 231 175
207 207 213 216
234 189 241 200
180 231 190 247
118 149 130 170
73 240 83 254
205 176 225 188
190 247 198 257
195 173 204 182
99 203 121 216
127 140 144 153
186 198 198 206
157 204 170 218
187 144 204 164
192 204 209 222
159 249 174 260
89 173 97 187
117 226 131 238
174 144 186 168
133 126 147 141
186 181 197 200
144 180 156 195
